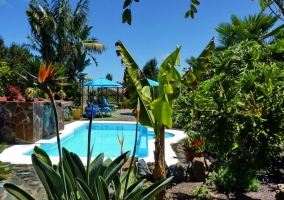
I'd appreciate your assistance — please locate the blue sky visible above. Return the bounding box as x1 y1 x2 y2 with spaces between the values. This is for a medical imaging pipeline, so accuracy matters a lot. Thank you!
0 0 265 82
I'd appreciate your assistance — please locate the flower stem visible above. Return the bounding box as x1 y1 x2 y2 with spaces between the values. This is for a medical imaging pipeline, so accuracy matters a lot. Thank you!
123 99 140 199
47 88 68 199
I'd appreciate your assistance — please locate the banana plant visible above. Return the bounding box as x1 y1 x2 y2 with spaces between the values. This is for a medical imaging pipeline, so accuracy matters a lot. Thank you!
115 38 215 199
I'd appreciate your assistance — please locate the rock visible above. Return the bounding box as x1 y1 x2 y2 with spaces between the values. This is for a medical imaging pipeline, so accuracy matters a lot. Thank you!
167 162 191 183
136 159 152 179
147 162 155 173
122 157 138 171
204 157 212 170
146 162 155 182
192 157 207 182
275 184 284 200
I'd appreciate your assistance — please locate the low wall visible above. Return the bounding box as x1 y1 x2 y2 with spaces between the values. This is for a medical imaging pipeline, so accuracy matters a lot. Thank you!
0 100 72 144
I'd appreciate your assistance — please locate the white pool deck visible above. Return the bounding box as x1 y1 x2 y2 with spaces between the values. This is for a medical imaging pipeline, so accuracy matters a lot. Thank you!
0 121 186 166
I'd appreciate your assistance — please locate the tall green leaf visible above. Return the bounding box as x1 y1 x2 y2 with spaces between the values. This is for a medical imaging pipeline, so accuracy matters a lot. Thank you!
103 151 130 185
33 146 52 167
32 154 64 199
3 183 35 200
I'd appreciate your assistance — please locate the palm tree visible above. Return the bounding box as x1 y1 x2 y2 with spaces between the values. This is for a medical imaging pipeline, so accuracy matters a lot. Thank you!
142 58 158 81
106 73 113 80
25 0 106 80
215 12 284 50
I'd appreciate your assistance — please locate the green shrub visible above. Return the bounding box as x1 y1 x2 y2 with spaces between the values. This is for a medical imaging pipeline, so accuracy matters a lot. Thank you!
193 184 208 198
175 41 284 192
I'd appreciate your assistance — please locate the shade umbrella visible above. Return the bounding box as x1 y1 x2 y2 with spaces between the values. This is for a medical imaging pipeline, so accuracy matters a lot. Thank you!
147 78 159 86
84 77 122 103
84 77 122 88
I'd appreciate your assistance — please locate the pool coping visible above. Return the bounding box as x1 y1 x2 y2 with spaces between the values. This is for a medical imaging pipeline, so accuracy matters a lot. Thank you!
0 121 186 166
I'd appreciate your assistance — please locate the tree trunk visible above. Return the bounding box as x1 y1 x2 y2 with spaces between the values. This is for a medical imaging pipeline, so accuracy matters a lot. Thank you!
154 125 166 200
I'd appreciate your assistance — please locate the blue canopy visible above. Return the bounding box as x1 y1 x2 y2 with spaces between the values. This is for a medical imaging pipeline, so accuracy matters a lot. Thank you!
84 77 122 88
147 78 159 86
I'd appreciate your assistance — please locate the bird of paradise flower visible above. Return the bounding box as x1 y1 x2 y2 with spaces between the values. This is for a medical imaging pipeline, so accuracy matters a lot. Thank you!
117 132 124 155
17 63 70 198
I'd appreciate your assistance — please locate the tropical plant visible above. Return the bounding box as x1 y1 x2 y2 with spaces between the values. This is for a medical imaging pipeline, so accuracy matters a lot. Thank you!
142 58 158 81
215 11 284 50
183 132 206 153
106 73 113 81
175 40 284 192
115 38 215 199
26 0 106 81
8 85 21 100
57 89 67 99
0 62 12 96
25 87 37 101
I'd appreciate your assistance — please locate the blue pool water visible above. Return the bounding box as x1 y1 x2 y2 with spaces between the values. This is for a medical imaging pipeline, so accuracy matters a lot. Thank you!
25 123 174 158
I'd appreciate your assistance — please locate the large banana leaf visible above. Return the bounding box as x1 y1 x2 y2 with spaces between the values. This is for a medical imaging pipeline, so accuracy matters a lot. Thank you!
116 41 155 128
116 39 215 131
182 37 215 86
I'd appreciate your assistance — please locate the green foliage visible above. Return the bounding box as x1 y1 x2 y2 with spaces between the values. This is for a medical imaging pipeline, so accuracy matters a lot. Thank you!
213 158 260 192
64 114 72 122
26 0 106 81
193 184 208 199
215 11 284 49
122 0 200 25
0 143 11 181
175 40 284 192
183 132 206 153
116 38 215 132
4 147 173 199
142 58 158 81
106 73 113 81
185 0 200 19
0 62 12 96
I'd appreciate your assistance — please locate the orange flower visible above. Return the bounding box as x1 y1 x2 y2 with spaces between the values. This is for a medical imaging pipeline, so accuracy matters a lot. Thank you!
38 63 58 84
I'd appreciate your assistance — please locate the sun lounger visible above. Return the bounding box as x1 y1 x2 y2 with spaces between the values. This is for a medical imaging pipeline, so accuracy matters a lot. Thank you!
102 98 118 110
92 99 113 117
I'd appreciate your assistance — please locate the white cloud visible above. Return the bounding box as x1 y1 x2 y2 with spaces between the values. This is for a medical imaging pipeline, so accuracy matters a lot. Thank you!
0 0 12 7
157 53 170 61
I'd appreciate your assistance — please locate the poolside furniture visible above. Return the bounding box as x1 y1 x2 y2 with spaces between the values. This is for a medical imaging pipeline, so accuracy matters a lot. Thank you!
102 98 118 110
92 99 113 117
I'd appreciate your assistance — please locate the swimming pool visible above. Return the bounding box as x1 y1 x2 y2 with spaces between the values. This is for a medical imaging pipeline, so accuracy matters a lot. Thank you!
24 122 174 158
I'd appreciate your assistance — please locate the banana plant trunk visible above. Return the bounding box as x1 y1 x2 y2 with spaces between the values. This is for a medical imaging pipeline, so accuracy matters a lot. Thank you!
154 125 166 200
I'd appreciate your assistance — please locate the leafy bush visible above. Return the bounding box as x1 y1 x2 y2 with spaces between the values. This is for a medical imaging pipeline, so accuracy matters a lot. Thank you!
175 40 284 192
213 157 260 192
193 184 208 198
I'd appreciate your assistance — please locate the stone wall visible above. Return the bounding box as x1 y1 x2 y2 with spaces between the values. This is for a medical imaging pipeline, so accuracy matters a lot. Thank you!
0 101 67 144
